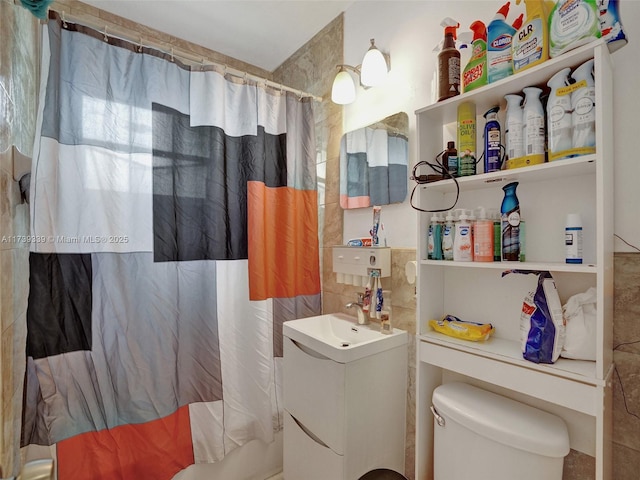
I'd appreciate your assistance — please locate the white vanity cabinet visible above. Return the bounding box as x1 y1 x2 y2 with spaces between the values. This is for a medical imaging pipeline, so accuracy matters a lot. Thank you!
414 42 614 480
283 333 408 479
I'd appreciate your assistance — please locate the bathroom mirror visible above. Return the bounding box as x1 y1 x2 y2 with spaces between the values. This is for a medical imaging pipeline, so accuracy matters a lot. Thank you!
339 112 409 209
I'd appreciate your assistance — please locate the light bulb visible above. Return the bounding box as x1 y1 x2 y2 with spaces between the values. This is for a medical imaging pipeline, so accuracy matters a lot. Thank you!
331 68 356 104
360 39 388 87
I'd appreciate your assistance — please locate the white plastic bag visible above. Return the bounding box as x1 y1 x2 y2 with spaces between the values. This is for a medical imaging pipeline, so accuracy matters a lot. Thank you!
561 287 597 361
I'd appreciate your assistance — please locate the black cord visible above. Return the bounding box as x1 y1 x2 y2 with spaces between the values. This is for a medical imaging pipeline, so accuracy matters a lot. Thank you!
409 150 460 213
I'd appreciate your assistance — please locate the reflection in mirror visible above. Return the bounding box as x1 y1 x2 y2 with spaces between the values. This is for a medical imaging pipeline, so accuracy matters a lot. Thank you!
339 112 409 209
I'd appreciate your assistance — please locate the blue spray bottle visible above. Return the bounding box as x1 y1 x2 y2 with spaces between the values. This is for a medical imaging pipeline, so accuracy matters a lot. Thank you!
501 181 521 261
483 106 502 173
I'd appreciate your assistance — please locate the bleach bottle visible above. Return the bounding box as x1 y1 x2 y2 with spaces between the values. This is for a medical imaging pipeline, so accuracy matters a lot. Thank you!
547 67 573 160
453 209 473 262
483 106 502 173
487 1 516 83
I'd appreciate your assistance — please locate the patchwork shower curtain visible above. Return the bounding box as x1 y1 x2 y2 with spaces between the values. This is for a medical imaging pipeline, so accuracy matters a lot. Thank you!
22 13 321 480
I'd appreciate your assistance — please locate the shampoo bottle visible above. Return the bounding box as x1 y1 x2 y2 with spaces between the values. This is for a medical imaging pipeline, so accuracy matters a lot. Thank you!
457 102 477 176
501 181 521 261
442 211 456 261
487 1 516 83
522 86 545 164
453 209 473 262
546 67 573 160
437 19 461 101
504 94 525 162
512 0 551 73
483 106 502 173
474 206 494 262
462 21 488 93
571 58 596 153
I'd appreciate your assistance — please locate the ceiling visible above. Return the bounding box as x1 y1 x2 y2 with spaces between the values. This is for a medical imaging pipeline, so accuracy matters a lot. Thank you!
83 1 354 72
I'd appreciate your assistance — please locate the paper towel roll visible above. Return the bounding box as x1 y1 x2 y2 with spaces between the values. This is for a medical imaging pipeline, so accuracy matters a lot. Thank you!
405 260 417 284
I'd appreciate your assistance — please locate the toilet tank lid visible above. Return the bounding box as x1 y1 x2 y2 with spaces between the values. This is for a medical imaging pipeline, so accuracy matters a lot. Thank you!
432 383 570 458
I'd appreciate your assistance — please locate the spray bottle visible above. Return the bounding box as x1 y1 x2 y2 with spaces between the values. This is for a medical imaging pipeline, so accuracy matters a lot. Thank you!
437 18 461 102
462 21 487 93
571 58 596 154
512 0 552 73
546 67 573 160
504 94 524 164
483 106 502 173
522 87 545 164
453 209 473 262
501 182 521 261
487 1 516 83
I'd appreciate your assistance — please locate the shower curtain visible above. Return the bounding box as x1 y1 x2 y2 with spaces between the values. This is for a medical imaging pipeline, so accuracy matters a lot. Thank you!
22 13 321 480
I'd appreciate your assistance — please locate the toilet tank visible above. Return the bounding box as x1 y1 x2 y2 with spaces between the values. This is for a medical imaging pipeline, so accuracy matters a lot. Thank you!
431 382 570 480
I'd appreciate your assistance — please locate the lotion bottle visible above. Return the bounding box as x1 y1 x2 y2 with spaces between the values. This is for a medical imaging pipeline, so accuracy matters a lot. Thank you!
474 206 494 262
442 211 456 261
453 209 473 262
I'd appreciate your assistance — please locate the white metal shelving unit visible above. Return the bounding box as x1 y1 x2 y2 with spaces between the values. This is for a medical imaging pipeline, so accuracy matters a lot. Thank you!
415 41 614 480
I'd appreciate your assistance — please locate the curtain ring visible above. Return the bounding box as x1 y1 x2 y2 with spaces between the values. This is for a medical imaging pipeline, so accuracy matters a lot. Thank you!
103 26 108 42
138 37 143 53
170 47 174 62
201 57 205 71
61 11 67 28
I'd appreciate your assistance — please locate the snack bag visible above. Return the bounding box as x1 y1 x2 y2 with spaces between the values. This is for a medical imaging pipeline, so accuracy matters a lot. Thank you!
429 314 495 342
503 270 565 363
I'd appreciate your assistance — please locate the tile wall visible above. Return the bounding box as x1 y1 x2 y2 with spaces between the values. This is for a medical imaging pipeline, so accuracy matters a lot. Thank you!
1 0 38 476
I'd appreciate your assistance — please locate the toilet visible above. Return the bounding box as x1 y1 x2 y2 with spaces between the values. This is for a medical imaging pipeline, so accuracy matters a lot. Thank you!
431 382 570 480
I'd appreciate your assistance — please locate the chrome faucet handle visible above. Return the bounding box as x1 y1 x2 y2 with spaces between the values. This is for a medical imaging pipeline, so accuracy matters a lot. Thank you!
356 292 364 304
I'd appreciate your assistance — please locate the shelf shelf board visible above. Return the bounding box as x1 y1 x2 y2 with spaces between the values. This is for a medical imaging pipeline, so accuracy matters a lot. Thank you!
418 330 603 386
419 259 597 273
418 154 596 194
415 40 605 124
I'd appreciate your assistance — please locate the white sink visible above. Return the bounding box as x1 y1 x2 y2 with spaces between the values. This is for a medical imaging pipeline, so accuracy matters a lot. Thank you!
283 313 408 363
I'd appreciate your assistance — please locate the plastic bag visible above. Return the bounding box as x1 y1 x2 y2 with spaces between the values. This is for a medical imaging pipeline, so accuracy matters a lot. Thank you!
561 287 597 360
429 315 494 342
503 270 565 364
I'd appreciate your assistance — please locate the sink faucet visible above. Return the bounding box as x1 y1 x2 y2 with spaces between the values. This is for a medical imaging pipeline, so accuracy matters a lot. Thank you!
346 293 369 325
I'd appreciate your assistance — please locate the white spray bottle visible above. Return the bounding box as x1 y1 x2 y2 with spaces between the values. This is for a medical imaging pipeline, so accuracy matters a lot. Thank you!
523 87 545 164
453 209 473 262
546 67 573 159
571 58 596 152
504 94 524 162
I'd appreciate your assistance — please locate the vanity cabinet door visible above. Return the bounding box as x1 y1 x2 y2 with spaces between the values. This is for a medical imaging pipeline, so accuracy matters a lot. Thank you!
283 336 346 454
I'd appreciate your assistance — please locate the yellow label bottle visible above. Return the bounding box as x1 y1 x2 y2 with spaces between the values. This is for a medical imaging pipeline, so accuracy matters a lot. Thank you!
457 102 477 176
512 0 552 73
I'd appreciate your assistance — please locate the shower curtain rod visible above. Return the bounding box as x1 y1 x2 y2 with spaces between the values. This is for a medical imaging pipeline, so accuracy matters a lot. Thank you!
48 9 324 103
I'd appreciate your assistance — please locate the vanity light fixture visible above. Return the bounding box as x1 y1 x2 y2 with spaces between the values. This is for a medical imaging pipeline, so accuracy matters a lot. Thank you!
331 38 390 105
